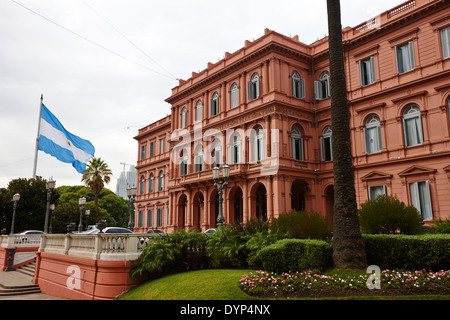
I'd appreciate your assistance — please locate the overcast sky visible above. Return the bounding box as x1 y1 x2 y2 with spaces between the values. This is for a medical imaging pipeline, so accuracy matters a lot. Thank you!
0 0 404 193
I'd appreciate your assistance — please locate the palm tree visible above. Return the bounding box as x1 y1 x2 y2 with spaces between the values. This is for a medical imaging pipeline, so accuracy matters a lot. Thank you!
326 0 367 269
81 158 112 206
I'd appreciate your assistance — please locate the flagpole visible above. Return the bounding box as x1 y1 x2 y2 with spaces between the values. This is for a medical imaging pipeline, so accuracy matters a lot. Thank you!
32 94 43 179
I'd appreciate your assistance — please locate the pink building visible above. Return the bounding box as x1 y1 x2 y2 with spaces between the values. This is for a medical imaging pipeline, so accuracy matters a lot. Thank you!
134 0 450 233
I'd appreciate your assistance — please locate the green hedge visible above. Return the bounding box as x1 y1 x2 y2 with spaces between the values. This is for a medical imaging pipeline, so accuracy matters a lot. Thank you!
362 234 450 270
257 239 332 273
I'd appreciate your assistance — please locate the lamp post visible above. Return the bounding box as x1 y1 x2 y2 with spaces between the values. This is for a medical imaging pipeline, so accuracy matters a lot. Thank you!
49 204 55 234
127 187 136 230
85 209 90 231
44 179 56 233
78 197 86 232
10 193 20 235
212 164 230 227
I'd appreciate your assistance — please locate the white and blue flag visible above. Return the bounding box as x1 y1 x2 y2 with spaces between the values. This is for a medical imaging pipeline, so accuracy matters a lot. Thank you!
38 104 95 173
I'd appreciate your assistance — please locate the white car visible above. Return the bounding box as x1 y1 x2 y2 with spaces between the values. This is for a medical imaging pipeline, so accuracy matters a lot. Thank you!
81 227 133 234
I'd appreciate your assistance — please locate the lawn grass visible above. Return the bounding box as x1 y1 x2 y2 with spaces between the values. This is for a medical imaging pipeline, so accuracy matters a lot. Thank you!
118 269 450 300
119 269 257 300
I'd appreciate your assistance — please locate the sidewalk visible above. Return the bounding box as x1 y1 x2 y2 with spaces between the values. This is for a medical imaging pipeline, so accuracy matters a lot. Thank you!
0 269 67 300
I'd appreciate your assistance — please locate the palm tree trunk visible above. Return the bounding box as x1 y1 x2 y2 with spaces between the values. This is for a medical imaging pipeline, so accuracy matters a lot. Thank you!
326 0 367 269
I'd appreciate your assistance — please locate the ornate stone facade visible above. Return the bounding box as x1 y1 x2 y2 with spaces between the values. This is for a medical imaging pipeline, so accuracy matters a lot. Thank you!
134 0 450 233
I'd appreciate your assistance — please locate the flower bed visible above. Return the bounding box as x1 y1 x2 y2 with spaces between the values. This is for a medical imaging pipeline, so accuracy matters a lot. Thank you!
239 269 450 298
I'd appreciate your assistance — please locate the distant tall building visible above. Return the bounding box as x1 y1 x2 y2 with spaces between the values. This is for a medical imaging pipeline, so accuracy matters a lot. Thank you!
116 165 137 199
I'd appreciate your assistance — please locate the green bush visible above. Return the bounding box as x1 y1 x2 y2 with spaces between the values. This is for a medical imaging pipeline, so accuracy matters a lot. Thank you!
257 238 332 273
131 230 209 278
362 234 450 270
270 210 333 240
427 219 450 234
206 219 279 269
359 196 424 234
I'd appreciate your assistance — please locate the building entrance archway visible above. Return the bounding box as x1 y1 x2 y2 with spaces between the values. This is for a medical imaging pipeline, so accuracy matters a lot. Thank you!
291 179 307 211
177 194 187 231
229 186 243 224
192 192 204 231
251 182 267 221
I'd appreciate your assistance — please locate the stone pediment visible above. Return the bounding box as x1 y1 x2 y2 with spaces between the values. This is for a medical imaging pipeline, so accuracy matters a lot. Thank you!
398 165 436 177
361 171 393 181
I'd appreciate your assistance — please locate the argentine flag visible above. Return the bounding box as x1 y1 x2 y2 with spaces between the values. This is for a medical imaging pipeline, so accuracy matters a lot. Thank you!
38 104 95 173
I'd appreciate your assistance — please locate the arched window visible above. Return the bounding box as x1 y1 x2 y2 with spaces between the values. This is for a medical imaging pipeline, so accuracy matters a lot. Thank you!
364 114 382 154
292 72 305 99
195 100 202 123
291 125 303 160
181 107 187 128
210 92 219 116
230 83 239 108
248 73 260 100
139 175 145 195
314 71 330 100
194 144 203 172
148 173 154 193
403 104 423 147
321 126 332 161
158 171 164 191
231 133 241 164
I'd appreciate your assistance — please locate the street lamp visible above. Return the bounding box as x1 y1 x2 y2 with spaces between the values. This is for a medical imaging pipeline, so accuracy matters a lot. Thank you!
49 204 55 234
212 164 230 227
78 197 86 232
127 187 136 230
85 209 90 231
10 193 20 235
44 179 56 233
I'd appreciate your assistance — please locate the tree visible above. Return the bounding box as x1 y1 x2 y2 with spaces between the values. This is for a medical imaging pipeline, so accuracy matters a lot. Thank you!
326 0 367 269
81 158 112 206
0 177 59 233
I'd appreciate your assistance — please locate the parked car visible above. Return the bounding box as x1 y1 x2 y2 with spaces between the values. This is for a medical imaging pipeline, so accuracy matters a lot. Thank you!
17 230 44 235
146 230 165 236
15 230 44 244
203 228 216 234
80 227 133 234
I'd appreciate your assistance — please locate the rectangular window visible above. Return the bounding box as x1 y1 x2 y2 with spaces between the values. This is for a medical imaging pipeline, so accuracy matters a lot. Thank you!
210 99 218 116
395 41 415 74
368 185 386 201
409 181 433 220
441 26 450 59
359 56 376 86
321 136 332 161
364 125 382 154
247 81 259 100
149 142 154 157
140 145 146 160
157 209 162 227
292 79 305 99
314 78 330 100
403 115 423 147
160 138 165 154
137 211 143 228
147 210 152 227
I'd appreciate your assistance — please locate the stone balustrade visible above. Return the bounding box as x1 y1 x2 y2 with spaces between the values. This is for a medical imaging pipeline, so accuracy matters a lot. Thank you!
1 233 158 262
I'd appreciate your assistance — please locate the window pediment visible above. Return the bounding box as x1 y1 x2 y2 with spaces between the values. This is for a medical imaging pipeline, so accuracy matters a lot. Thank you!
398 165 436 177
361 171 393 181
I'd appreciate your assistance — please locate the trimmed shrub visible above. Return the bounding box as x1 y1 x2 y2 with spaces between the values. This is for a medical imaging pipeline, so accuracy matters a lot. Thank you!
359 196 424 234
257 238 332 273
362 234 450 270
270 210 333 240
